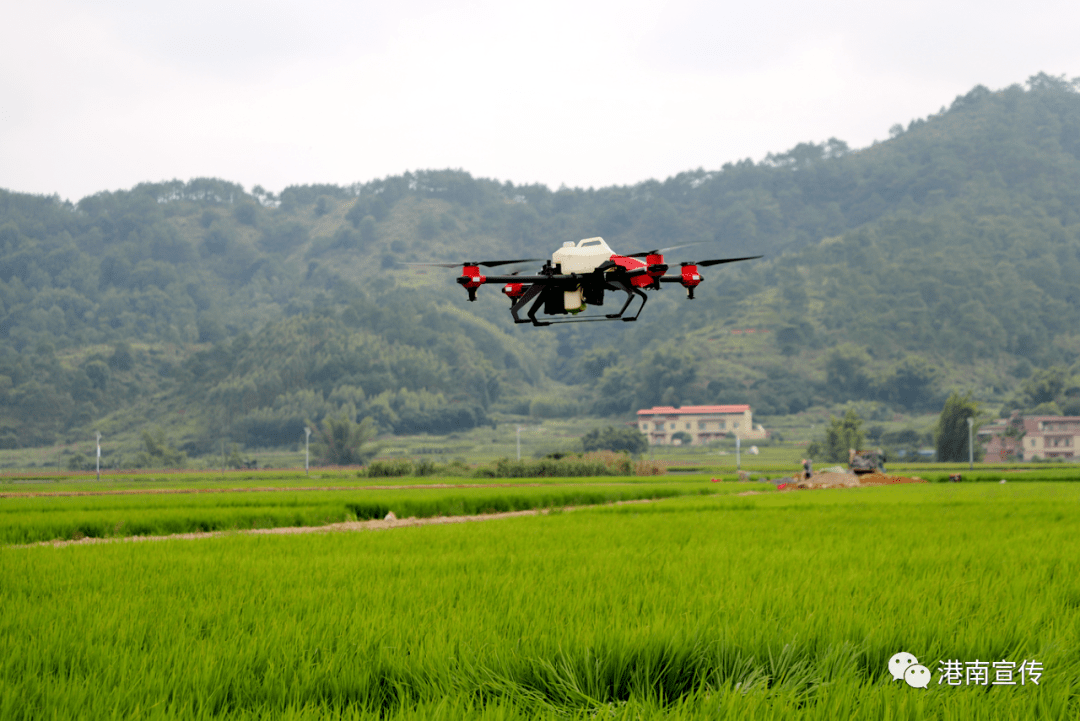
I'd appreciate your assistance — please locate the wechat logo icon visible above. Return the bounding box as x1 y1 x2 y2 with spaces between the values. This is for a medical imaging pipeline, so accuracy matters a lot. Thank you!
889 652 931 688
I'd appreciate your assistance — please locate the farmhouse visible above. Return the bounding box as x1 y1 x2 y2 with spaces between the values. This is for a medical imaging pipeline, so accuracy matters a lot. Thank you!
978 415 1080 461
636 405 767 445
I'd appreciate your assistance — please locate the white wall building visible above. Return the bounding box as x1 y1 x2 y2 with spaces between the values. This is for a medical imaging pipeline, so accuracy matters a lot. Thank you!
636 405 767 445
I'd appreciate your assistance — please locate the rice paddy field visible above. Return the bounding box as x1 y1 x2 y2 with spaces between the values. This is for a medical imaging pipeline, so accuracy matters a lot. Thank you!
3 473 1079 719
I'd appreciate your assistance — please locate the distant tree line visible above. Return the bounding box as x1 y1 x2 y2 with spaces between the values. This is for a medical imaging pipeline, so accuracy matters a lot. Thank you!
3 75 1080 453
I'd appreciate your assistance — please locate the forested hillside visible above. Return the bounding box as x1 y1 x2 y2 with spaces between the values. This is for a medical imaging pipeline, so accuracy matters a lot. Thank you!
2 73 1080 454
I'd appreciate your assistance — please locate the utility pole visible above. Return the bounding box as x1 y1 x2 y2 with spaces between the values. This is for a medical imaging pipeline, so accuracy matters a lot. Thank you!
96 432 101 482
967 417 974 470
516 425 522 461
736 435 741 472
305 426 311 476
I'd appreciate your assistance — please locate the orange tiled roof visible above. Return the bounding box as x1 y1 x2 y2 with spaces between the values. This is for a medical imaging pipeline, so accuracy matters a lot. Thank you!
637 405 750 416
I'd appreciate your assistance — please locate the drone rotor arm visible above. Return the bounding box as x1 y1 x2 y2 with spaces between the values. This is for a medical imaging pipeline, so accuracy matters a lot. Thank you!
480 274 556 284
625 240 709 258
684 255 764 267
476 258 543 268
401 258 543 269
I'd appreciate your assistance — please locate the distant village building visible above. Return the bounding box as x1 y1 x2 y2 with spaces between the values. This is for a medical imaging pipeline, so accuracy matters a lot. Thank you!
978 415 1080 461
636 405 767 445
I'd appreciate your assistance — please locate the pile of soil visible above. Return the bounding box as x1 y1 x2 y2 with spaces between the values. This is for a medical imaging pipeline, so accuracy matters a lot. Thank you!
854 472 927 485
779 471 926 490
799 472 861 489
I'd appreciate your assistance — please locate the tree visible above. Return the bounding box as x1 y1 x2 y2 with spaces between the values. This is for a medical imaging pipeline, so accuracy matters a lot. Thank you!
886 356 939 410
309 414 378 466
259 221 308 253
577 347 619 382
84 360 110 391
358 215 377 245
935 391 981 462
202 223 234 256
134 428 187 468
108 343 134 372
825 345 872 401
808 408 865 462
418 211 438 240
197 315 227 344
233 202 258 226
590 366 636 416
1021 367 1068 406
582 426 648 455
636 348 697 409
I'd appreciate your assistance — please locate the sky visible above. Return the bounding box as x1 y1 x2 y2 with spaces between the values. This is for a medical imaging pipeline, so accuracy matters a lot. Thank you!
2 0 1078 202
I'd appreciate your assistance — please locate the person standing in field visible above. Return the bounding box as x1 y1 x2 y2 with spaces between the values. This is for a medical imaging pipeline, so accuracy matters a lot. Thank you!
802 458 812 480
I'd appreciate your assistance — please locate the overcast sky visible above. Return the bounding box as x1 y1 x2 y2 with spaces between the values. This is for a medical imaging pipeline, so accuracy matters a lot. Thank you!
2 0 1078 202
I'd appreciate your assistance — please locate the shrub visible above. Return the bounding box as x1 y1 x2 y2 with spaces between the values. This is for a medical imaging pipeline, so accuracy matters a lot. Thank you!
582 426 648 455
363 459 413 477
477 451 645 478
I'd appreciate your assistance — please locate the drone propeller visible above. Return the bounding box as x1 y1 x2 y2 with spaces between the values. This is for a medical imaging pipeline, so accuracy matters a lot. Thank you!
625 241 708 258
680 255 763 267
402 258 542 268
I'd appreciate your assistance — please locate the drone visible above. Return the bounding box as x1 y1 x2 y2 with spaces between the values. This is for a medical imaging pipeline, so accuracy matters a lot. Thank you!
406 237 761 327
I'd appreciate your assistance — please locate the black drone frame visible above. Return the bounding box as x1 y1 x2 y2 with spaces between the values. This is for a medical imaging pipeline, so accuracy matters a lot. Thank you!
427 251 763 328
482 260 652 327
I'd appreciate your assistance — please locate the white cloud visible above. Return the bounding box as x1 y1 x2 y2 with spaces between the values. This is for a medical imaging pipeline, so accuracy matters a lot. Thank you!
1 0 1078 201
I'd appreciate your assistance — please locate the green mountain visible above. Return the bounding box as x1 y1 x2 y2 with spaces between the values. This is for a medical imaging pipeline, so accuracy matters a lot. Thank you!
3 73 1080 455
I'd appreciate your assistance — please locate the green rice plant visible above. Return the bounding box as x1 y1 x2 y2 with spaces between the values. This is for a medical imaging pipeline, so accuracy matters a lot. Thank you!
0 482 736 544
2 483 1077 719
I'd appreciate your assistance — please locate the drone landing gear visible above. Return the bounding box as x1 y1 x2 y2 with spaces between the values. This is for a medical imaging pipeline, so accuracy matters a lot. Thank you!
509 284 547 324
509 282 647 326
605 279 647 322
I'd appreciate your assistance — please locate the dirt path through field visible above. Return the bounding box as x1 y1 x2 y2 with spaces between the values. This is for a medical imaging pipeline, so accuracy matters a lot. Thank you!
21 498 662 549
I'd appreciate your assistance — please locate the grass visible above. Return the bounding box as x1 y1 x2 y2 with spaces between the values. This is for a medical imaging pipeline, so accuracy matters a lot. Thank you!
2 482 1078 718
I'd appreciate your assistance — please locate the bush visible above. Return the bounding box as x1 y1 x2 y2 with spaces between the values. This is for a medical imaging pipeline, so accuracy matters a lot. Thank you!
634 459 665 476
363 459 413 477
477 451 644 478
582 426 648 455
